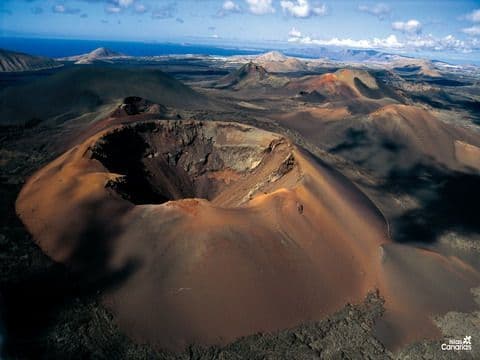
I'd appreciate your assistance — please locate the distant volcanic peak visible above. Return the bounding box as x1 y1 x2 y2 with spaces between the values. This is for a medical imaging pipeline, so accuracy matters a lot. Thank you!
335 69 379 89
88 47 123 58
0 48 61 72
217 62 269 88
61 47 125 64
256 51 288 62
392 58 441 77
288 69 388 101
288 73 359 100
255 52 307 72
241 61 268 79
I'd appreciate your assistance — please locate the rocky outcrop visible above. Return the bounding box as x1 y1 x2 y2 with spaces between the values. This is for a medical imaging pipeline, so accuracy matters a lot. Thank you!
110 97 167 117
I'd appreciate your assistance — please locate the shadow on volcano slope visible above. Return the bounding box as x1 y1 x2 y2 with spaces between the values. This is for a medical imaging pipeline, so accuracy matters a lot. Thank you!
379 163 480 244
1 184 139 359
325 105 480 176
322 105 480 244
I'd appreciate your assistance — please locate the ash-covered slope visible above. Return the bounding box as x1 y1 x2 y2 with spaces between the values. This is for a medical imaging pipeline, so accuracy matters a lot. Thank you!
16 120 479 352
0 48 61 72
0 66 207 126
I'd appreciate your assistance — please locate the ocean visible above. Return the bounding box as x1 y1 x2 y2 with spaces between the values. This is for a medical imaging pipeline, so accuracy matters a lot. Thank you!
0 37 265 58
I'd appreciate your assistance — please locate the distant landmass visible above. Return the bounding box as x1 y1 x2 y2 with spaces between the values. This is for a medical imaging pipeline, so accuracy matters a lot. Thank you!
0 37 478 66
0 37 262 59
59 47 126 64
0 48 62 72
254 51 307 72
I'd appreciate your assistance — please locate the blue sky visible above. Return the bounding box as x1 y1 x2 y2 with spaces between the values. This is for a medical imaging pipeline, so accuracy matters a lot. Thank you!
1 1 480 61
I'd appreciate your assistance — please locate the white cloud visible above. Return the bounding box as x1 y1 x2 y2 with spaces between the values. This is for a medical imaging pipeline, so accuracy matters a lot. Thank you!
280 0 327 18
106 5 122 13
462 25 480 36
117 0 134 7
287 30 479 53
102 0 138 14
223 0 241 12
52 4 81 14
358 3 390 19
216 0 241 17
246 0 275 15
419 34 477 53
465 9 480 22
134 3 147 14
392 19 422 34
289 33 402 49
289 27 302 38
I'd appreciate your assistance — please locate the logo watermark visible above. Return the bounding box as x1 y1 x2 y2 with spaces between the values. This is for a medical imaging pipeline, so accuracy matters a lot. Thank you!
441 336 472 351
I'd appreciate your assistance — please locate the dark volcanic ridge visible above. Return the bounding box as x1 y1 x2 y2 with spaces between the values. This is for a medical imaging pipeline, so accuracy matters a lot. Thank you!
0 66 207 126
0 48 62 73
215 62 270 89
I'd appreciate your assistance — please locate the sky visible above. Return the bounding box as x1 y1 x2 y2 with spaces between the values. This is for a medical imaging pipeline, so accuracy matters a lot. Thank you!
1 0 480 62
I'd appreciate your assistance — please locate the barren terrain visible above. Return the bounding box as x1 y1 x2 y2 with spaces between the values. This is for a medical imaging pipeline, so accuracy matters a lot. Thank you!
1 50 480 359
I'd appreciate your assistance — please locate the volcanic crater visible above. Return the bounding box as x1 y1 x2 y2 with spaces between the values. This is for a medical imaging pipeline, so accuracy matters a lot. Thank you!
90 120 300 206
17 119 391 350
16 119 479 352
